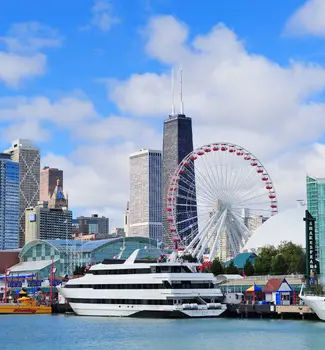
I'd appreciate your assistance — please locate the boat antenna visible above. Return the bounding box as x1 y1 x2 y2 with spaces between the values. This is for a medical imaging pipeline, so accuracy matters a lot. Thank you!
180 67 184 115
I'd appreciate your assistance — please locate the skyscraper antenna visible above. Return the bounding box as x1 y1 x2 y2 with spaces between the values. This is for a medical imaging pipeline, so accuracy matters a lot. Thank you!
171 67 175 115
180 67 184 114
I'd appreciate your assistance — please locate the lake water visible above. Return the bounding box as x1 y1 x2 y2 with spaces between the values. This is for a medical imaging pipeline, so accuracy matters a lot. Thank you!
1 315 324 350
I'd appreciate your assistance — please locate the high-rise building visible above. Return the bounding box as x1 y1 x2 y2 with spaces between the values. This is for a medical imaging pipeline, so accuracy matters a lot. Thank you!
162 113 195 247
129 149 162 242
0 153 20 249
72 214 109 240
306 176 325 285
124 201 130 237
25 179 71 242
40 167 63 202
4 139 40 247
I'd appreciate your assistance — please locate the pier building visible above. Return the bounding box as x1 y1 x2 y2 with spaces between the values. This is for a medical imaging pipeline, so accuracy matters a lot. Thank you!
7 236 160 277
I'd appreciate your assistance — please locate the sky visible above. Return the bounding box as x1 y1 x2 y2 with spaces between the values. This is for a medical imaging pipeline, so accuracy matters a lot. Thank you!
1 0 325 227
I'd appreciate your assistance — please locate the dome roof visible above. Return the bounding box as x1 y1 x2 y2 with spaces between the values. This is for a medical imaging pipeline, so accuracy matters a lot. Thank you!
244 206 306 251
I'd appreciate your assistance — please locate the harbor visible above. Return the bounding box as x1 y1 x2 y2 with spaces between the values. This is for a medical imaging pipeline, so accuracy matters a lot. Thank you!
1 315 324 350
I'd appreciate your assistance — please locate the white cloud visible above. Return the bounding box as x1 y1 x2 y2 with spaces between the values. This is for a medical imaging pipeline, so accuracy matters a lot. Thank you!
82 0 119 32
0 22 62 53
109 16 325 158
0 96 97 125
0 52 46 87
285 0 325 36
0 22 62 87
2 119 50 142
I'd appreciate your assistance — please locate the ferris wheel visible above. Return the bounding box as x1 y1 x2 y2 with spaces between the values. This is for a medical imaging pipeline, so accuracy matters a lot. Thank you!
165 142 278 261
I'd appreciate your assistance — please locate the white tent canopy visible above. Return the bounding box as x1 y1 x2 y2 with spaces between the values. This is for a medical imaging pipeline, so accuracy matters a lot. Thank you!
244 206 305 251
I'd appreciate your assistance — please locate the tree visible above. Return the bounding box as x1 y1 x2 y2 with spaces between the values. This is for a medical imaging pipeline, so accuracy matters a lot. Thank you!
278 241 305 274
254 245 278 274
271 254 288 275
210 258 224 276
244 259 255 276
225 260 239 274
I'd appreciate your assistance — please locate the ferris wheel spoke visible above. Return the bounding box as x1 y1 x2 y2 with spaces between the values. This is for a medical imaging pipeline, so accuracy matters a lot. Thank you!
185 161 216 198
176 182 216 206
194 209 226 259
179 173 218 205
208 209 228 260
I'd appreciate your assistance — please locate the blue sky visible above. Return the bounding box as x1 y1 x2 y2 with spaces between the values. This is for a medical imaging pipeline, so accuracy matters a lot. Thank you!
1 0 325 225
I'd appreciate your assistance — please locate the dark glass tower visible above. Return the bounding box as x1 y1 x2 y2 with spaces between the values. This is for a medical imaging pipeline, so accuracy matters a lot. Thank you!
162 113 196 247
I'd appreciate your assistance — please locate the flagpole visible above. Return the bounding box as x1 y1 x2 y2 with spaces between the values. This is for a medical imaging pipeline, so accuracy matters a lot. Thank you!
3 268 8 303
50 258 54 304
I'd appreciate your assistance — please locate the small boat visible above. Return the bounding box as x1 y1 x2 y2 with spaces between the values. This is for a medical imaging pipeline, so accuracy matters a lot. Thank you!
0 291 52 315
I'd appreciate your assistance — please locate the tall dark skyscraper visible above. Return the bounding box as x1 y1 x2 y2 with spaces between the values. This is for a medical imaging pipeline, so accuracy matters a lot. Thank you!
162 113 195 247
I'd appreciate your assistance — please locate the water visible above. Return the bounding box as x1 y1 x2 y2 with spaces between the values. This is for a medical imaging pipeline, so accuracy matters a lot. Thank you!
1 315 324 350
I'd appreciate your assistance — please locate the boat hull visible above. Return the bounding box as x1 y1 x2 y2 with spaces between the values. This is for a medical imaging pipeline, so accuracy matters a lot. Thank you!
0 303 52 314
301 296 325 321
68 302 226 318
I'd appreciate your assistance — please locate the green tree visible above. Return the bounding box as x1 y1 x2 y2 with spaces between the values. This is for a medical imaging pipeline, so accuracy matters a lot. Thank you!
271 254 288 275
210 258 224 276
244 259 255 276
254 245 278 274
278 241 305 274
225 260 239 274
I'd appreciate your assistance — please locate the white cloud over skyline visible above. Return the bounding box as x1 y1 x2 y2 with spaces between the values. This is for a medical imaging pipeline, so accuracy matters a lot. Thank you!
2 11 325 224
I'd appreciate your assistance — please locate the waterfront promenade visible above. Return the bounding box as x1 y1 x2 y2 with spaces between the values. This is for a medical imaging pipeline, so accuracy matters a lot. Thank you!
0 315 324 350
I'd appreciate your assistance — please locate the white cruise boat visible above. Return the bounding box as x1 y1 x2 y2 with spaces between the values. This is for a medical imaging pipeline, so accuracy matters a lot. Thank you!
300 294 325 321
299 285 325 321
59 250 226 318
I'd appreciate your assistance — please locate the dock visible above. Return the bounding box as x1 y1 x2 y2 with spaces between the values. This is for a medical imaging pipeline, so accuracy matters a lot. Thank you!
226 303 316 320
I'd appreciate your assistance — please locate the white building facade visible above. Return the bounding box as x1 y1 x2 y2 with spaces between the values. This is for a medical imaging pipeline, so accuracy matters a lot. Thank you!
129 149 162 243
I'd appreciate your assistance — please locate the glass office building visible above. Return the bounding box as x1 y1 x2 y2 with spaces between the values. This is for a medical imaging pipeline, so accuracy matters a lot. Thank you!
306 176 325 284
0 153 20 249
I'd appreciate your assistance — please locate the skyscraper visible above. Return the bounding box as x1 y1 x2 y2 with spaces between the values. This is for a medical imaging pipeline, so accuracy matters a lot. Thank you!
5 139 40 247
306 176 325 285
25 179 72 242
162 113 195 247
129 149 162 242
72 214 110 240
0 153 19 249
40 167 63 202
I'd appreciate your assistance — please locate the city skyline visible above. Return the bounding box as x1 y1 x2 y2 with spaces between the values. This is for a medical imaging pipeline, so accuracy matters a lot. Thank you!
1 1 325 225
